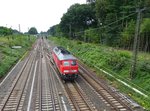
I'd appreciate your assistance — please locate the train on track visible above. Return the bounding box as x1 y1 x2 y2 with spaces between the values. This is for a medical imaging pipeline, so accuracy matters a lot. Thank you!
52 46 79 80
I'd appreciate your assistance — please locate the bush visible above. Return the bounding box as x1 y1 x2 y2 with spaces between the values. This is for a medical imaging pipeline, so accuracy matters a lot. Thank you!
0 35 36 77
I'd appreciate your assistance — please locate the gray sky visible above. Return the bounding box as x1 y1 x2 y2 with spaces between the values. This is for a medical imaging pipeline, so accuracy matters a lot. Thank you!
0 0 85 33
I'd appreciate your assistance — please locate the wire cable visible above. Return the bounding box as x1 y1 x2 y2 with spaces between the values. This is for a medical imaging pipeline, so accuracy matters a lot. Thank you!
75 12 137 34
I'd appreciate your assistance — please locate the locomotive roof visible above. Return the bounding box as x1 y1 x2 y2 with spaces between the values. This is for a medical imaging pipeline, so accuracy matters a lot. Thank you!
53 46 77 60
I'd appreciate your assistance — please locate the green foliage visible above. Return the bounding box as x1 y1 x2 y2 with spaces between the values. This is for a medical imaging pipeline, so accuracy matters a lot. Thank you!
48 0 150 52
50 37 150 110
139 61 150 72
120 20 135 47
0 27 13 36
28 27 38 35
95 0 109 24
120 18 150 51
0 35 36 77
107 52 128 71
141 18 150 33
0 56 16 76
60 3 97 38
84 28 100 43
49 0 150 51
47 24 61 36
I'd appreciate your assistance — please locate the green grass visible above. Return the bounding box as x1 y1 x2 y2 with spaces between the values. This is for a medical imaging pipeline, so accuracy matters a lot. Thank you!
49 36 150 110
0 35 36 77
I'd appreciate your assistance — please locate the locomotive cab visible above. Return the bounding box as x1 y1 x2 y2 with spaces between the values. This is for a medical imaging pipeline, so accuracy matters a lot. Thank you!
60 60 78 80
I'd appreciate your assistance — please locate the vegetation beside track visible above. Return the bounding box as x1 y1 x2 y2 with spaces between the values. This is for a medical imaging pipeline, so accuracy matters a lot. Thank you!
0 35 36 78
49 37 150 110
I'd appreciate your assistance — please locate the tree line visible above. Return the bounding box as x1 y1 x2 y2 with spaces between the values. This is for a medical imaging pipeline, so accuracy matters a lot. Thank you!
0 27 13 36
47 0 150 52
0 27 38 36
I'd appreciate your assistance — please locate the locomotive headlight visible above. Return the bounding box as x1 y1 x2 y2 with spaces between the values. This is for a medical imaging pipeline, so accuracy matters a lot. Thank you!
72 70 77 72
64 70 69 73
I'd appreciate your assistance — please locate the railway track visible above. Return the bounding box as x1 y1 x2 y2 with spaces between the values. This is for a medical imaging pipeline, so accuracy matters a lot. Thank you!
64 82 96 111
0 42 38 111
78 63 144 111
34 39 63 111
34 40 42 111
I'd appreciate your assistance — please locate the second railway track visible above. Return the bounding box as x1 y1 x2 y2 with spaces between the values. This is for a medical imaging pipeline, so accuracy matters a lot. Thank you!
0 40 39 111
34 39 64 111
64 81 96 111
78 63 144 111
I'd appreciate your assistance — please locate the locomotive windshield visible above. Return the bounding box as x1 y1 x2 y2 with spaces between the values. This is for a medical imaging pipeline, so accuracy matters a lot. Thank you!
57 46 70 54
61 49 70 54
63 61 70 66
71 61 76 66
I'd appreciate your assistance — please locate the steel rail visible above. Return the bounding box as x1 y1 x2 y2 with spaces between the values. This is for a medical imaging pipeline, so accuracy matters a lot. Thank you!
73 81 96 111
46 59 57 111
17 54 37 111
0 51 35 110
64 83 80 111
0 40 39 111
44 38 64 111
79 63 136 111
43 44 57 111
39 42 42 111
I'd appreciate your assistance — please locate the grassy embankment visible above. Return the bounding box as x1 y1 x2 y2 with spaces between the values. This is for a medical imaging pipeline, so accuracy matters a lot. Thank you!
0 35 36 78
49 37 150 110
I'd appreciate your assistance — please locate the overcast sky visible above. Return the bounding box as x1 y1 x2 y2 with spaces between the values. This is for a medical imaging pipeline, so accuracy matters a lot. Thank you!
0 0 85 33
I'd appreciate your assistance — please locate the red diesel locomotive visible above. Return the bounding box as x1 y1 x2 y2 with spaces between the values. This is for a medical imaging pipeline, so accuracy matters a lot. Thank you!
52 46 78 80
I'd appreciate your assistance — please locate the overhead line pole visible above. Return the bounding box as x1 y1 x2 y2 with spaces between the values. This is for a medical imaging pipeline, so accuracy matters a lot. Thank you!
130 8 146 79
69 24 72 40
19 24 21 32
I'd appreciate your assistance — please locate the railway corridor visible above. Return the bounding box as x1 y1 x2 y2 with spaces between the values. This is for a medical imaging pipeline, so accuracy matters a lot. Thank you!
0 38 144 111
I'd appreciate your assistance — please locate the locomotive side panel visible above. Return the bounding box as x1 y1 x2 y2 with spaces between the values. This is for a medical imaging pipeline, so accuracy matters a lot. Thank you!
52 52 61 72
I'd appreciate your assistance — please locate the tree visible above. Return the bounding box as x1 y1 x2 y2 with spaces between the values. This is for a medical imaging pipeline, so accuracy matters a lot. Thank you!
0 27 13 36
140 18 150 52
47 24 61 36
95 0 108 25
12 29 21 34
28 27 38 35
60 3 97 38
49 0 150 49
121 20 135 49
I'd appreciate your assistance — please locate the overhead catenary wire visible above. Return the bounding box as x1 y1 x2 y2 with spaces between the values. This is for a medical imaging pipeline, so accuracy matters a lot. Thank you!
75 12 137 35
